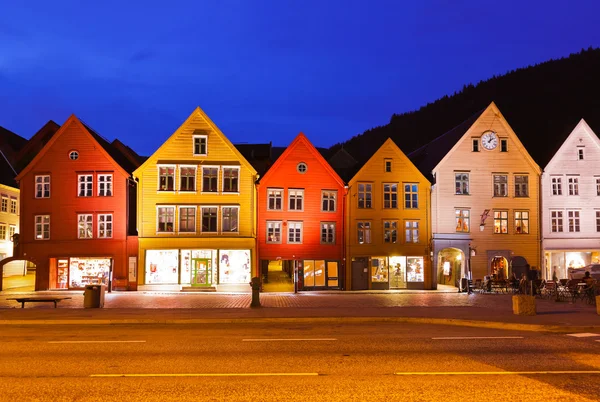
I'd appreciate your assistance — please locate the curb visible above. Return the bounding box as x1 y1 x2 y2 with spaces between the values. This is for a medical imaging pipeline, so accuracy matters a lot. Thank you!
1 316 599 333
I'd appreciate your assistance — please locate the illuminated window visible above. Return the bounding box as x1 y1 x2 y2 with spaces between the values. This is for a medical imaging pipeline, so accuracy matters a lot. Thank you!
455 173 469 195
98 214 113 238
202 167 219 192
321 191 336 212
500 139 508 152
78 175 93 197
0 224 5 240
267 188 283 210
179 167 196 192
357 183 372 208
596 211 600 232
193 135 207 156
577 147 584 160
157 207 175 233
222 207 238 232
568 176 579 196
514 211 529 234
201 207 218 233
514 175 528 197
297 162 308 174
77 214 93 239
472 139 479 152
35 175 50 198
385 159 392 172
158 166 175 191
493 175 508 197
493 211 508 234
0 197 6 212
551 177 562 196
266 221 282 243
567 210 580 232
320 222 335 244
287 221 303 243
404 183 418 208
455 209 470 232
288 189 304 211
178 207 196 233
405 221 419 243
98 174 113 196
222 167 239 193
384 220 397 243
551 211 563 233
8 225 15 240
10 198 16 214
357 221 371 244
35 215 50 240
383 183 397 209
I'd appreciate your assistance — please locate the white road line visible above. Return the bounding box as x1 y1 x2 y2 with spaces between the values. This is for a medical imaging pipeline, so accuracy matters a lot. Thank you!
431 337 524 340
91 373 319 378
48 340 146 344
242 338 337 342
566 333 600 338
395 370 600 376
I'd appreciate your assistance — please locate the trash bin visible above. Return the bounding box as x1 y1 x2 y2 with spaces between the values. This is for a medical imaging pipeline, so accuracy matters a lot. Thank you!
84 284 106 308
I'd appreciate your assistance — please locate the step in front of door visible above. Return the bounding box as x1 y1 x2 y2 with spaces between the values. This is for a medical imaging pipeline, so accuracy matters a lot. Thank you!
181 286 217 292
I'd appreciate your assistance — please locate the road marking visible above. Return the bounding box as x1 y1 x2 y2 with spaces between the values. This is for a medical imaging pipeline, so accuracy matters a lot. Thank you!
566 333 600 338
48 340 146 344
91 373 319 378
395 371 600 376
431 337 524 340
242 338 337 342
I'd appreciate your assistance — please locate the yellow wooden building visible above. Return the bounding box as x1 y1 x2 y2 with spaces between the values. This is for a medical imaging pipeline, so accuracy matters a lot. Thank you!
133 107 258 291
345 138 432 290
410 102 541 288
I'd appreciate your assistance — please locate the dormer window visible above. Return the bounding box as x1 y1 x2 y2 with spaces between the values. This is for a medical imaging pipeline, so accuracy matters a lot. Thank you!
500 139 508 152
193 135 207 156
577 147 584 160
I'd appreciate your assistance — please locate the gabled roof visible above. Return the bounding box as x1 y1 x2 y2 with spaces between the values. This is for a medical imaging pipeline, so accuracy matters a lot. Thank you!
13 120 61 173
134 107 257 176
111 139 147 168
234 142 273 176
0 125 27 166
544 118 600 171
327 146 359 183
259 132 345 188
0 149 18 188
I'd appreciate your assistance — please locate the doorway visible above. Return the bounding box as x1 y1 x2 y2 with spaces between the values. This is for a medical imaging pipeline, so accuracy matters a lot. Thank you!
490 256 509 280
437 248 465 288
191 258 211 286
351 258 368 290
262 260 294 292
1 260 36 292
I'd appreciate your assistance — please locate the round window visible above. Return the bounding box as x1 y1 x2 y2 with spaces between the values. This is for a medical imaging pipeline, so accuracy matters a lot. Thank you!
69 151 79 160
297 162 308 174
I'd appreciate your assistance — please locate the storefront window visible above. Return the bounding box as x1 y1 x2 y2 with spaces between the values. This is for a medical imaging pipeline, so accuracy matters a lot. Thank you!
146 250 179 284
57 259 69 289
406 257 424 282
303 260 326 287
389 256 406 288
371 257 388 282
69 257 111 288
219 250 251 284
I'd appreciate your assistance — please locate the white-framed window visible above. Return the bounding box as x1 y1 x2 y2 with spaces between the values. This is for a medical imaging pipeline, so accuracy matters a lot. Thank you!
455 209 470 232
35 175 51 198
455 173 469 195
577 147 584 160
158 165 175 192
98 174 113 196
9 198 16 214
493 175 508 197
514 211 529 234
266 221 282 243
514 175 528 197
567 210 580 232
35 215 50 240
357 183 372 208
551 210 563 233
202 167 219 193
568 176 579 196
405 221 419 243
178 206 196 233
287 221 303 244
321 191 337 212
596 177 600 196
8 225 15 240
551 176 562 196
222 206 239 233
494 211 508 234
288 189 304 211
297 162 308 174
78 175 93 197
596 211 600 233
157 206 175 233
193 135 208 156
357 221 371 244
383 220 397 243
404 183 418 208
267 188 283 210
0 224 5 240
320 222 335 244
77 214 93 239
201 206 218 233
0 197 7 212
222 167 240 193
98 214 113 238
179 166 196 192
383 183 398 209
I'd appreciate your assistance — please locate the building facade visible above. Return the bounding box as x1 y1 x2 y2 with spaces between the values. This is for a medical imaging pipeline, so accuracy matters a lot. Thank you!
257 133 346 291
14 116 139 291
346 138 432 290
0 171 21 277
542 119 600 280
134 107 258 291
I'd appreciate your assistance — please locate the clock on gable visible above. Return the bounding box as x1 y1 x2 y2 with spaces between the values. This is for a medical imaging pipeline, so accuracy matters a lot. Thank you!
481 131 498 150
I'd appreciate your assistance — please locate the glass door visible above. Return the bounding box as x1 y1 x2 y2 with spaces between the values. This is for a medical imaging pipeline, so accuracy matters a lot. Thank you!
191 258 211 286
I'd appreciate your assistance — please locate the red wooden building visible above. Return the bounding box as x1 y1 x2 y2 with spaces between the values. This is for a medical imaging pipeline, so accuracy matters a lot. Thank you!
14 115 141 291
257 133 346 291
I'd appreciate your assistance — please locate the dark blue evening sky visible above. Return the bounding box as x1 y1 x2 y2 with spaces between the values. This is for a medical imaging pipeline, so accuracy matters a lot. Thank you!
1 0 599 156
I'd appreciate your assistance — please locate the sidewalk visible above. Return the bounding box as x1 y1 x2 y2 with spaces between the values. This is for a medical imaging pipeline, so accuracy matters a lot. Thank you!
0 291 598 332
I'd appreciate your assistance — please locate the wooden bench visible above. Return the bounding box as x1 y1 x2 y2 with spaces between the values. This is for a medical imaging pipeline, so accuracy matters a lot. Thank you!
7 297 72 308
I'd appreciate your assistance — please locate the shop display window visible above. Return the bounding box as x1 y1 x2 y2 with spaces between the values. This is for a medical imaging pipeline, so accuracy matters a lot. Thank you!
219 250 251 284
303 260 326 287
56 259 69 289
69 257 111 288
389 256 407 288
406 257 424 282
146 250 179 284
371 257 388 282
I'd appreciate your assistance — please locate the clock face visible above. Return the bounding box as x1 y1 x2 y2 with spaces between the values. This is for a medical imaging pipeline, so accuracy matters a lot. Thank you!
481 131 498 150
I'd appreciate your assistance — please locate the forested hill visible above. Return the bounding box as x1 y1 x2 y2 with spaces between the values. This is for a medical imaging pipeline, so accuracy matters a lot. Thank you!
330 47 600 169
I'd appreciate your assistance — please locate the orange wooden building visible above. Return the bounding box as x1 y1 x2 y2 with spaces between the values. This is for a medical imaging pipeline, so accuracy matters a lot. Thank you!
257 133 346 291
14 115 141 291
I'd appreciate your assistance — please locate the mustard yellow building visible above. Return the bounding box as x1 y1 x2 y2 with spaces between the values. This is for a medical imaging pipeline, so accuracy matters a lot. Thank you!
345 138 432 290
133 107 258 291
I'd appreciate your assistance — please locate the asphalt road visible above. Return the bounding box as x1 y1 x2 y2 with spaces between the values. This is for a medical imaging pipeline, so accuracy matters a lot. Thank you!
0 322 599 401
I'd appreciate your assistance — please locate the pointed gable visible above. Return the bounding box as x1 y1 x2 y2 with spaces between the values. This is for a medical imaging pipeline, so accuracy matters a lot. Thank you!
13 120 61 173
544 118 600 172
